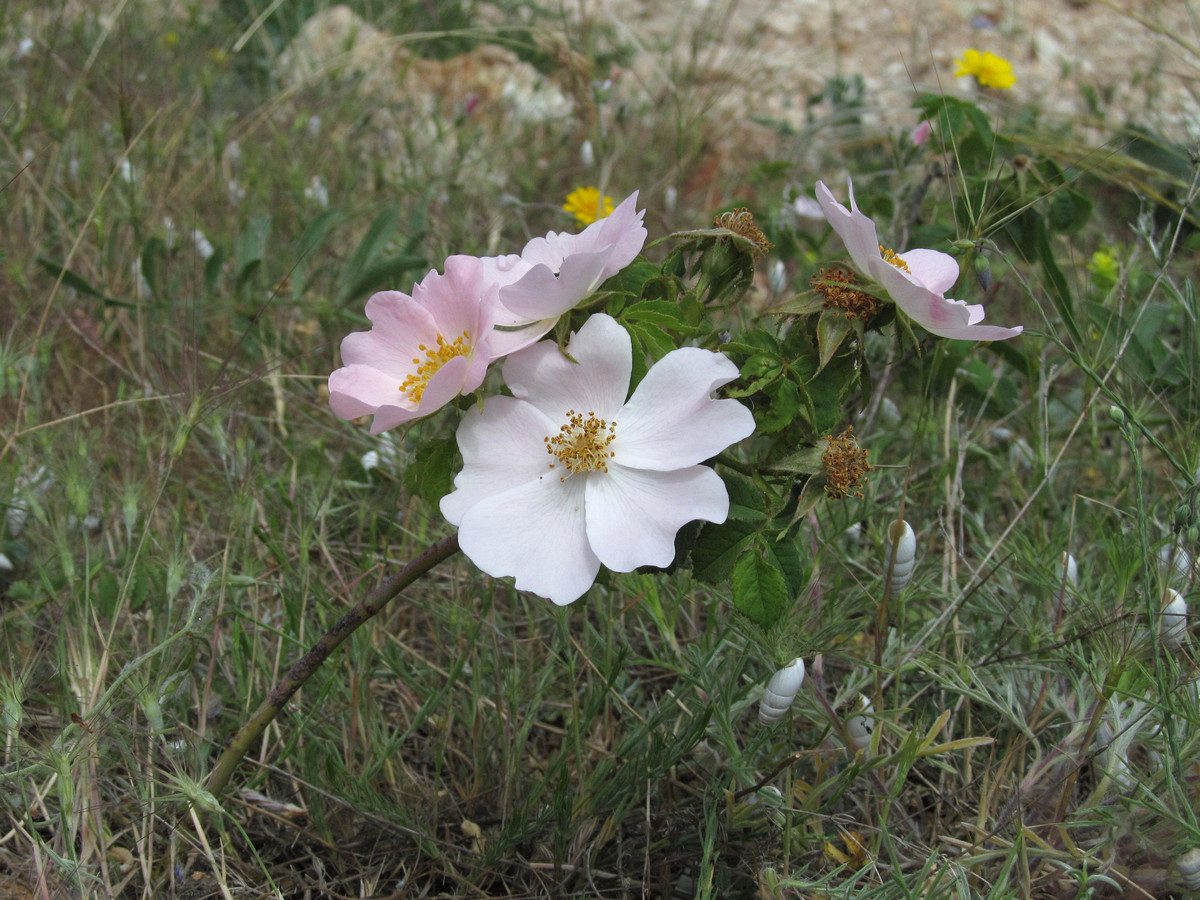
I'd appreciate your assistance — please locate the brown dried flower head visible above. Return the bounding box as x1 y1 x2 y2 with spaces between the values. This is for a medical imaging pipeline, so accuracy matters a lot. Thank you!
822 426 872 499
714 207 773 257
809 268 878 319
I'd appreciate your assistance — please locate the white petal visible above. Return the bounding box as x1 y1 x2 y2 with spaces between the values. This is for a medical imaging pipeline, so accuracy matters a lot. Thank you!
502 314 631 421
585 465 730 571
440 397 557 524
613 348 754 470
454 475 600 605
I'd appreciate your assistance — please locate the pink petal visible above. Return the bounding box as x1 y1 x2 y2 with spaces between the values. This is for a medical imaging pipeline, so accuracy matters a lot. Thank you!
502 314 632 422
453 476 600 605
585 465 730 571
613 348 754 470
881 270 1023 340
816 179 884 276
328 364 409 419
897 248 959 294
498 249 610 321
440 397 559 524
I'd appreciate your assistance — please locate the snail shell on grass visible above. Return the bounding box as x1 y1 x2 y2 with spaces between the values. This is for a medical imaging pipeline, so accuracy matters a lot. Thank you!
758 658 805 726
883 520 916 598
1160 588 1189 650
1177 847 1200 890
845 694 874 751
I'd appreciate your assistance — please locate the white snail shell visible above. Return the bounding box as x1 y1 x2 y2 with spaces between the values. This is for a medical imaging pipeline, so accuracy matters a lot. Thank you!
758 658 805 725
883 520 916 598
1178 848 1200 890
1059 552 1078 589
1159 543 1194 587
845 694 874 751
1160 588 1189 649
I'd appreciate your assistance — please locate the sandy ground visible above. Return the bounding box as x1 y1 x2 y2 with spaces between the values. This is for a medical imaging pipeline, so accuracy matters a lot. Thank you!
587 0 1200 142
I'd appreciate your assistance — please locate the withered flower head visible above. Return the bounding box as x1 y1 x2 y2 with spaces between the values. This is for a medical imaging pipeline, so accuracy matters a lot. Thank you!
809 267 878 320
822 426 872 499
714 207 773 257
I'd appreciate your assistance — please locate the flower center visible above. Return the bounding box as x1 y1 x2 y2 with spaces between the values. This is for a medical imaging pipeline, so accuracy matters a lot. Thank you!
398 331 471 404
879 245 910 273
810 267 878 320
544 410 616 480
822 426 872 500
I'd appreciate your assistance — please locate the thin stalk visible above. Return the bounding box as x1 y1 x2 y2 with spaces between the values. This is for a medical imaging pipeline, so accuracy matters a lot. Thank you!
206 534 461 798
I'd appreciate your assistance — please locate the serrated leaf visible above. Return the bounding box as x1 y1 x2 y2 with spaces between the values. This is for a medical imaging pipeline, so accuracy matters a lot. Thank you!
763 535 806 596
623 299 688 330
770 292 825 317
756 376 800 434
628 321 676 361
731 544 789 628
691 518 758 585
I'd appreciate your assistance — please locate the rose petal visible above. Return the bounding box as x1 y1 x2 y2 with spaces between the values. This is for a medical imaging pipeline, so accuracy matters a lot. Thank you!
585 465 730 571
502 314 632 421
454 476 600 605
613 348 753 470
897 248 959 295
440 397 558 524
816 180 883 276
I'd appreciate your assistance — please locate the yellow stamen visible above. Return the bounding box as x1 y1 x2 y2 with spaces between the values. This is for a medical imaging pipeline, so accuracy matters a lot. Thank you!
880 246 910 273
398 331 471 404
544 410 617 481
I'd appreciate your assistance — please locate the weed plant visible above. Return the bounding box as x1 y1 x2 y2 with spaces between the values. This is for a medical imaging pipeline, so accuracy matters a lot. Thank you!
2 1 1200 898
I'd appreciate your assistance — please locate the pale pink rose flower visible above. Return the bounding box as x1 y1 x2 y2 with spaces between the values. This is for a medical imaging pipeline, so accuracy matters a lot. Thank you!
441 313 754 605
328 255 501 433
480 192 647 356
816 178 1022 341
911 119 933 147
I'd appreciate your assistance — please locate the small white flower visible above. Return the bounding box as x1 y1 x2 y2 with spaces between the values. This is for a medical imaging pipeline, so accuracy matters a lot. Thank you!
17 37 34 58
579 139 595 168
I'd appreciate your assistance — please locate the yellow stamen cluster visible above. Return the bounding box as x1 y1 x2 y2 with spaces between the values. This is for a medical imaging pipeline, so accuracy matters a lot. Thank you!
398 331 471 404
544 410 616 481
810 268 877 319
880 246 910 273
821 426 872 500
714 208 774 257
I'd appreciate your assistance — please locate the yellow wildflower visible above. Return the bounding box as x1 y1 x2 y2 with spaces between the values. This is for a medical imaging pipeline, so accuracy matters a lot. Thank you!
954 49 1016 90
563 187 615 226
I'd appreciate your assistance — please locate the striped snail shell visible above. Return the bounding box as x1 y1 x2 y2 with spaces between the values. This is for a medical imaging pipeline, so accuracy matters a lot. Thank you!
883 520 916 599
758 658 805 726
845 694 874 751
1178 848 1200 891
1160 588 1189 650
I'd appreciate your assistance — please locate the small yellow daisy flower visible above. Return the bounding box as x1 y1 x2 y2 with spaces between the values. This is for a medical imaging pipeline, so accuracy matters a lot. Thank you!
563 187 615 226
954 49 1016 90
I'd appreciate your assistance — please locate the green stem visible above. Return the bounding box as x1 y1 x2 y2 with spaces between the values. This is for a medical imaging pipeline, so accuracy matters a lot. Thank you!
206 534 461 798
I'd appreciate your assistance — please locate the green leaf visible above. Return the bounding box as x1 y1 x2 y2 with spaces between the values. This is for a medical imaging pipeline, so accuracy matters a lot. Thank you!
140 236 167 301
731 542 789 628
757 376 801 434
627 320 677 362
339 254 426 303
36 258 124 306
816 310 853 372
691 518 758 585
338 206 403 303
623 299 688 331
295 208 340 262
236 213 272 293
404 437 460 507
